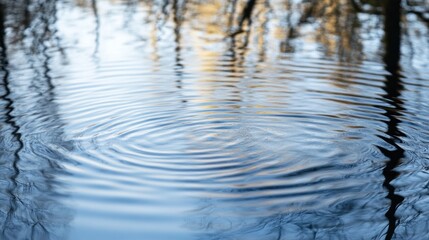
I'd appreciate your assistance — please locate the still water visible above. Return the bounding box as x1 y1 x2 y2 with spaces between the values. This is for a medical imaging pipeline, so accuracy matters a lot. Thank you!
0 0 429 239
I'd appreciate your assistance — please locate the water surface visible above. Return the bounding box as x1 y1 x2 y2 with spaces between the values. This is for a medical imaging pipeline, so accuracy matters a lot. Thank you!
1 0 429 239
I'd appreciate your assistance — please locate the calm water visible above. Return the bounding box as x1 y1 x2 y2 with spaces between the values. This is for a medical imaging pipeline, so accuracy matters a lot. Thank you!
1 0 429 239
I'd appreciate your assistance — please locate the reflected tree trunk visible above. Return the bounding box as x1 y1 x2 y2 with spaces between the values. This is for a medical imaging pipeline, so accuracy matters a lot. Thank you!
383 0 401 72
0 3 73 238
239 0 256 27
0 4 25 238
172 0 186 96
380 0 405 240
231 0 256 36
91 0 100 57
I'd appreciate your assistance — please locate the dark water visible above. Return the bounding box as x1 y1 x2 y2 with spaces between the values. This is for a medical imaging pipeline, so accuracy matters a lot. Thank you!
1 0 429 239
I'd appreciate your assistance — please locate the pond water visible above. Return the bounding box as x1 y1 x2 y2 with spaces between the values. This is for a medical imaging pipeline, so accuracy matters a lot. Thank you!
1 0 429 239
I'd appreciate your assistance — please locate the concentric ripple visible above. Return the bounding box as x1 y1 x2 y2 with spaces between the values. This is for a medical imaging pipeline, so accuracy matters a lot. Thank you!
0 0 428 240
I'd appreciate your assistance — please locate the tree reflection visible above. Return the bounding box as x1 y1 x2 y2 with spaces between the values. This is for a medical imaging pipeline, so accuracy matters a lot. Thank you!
137 0 426 239
0 2 73 239
0 0 428 239
91 0 100 58
380 1 405 239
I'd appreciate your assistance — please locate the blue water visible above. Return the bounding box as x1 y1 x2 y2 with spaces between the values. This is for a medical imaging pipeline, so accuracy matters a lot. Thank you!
1 0 429 239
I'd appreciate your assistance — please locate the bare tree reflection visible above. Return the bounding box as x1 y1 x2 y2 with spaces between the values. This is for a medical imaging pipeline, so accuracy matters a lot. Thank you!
0 0 428 239
172 0 186 90
0 2 73 239
0 5 25 237
379 1 405 239
91 0 100 58
143 0 427 239
231 0 257 36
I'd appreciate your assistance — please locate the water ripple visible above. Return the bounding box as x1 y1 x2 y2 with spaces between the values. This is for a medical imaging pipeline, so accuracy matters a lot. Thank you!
0 0 428 239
